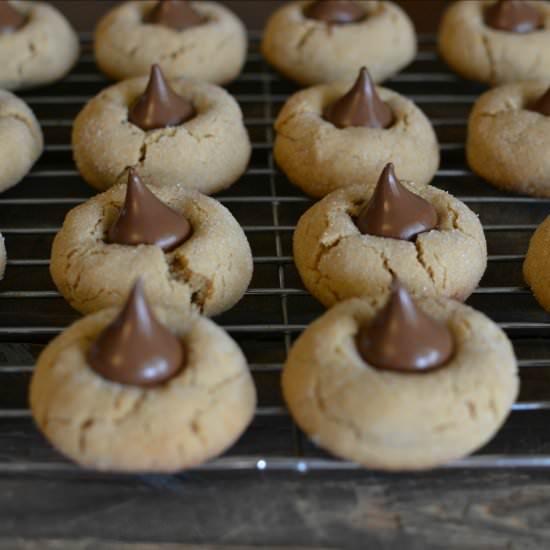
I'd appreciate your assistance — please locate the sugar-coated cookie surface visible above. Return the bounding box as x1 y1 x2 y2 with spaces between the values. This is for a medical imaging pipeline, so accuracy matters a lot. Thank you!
274 81 439 197
0 89 43 193
438 0 550 85
282 296 518 470
262 1 416 85
467 80 550 197
524 216 550 311
72 73 251 193
293 180 486 305
50 180 253 316
94 0 247 84
30 308 256 472
0 1 79 90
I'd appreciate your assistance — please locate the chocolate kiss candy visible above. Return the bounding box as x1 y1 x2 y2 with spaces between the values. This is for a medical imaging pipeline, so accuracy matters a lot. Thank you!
531 87 550 116
485 0 543 33
324 67 394 129
128 64 196 131
87 279 185 387
145 0 206 30
357 280 454 372
304 0 365 24
0 1 26 33
356 163 438 241
107 168 192 251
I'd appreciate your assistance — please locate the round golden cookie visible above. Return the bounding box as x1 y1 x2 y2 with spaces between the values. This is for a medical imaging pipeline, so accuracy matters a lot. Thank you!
0 1 79 90
438 0 550 85
261 1 416 86
30 307 256 472
72 74 251 193
94 1 247 84
0 89 43 193
282 295 518 470
467 80 550 197
523 216 550 311
274 81 439 198
50 179 253 316
293 180 486 305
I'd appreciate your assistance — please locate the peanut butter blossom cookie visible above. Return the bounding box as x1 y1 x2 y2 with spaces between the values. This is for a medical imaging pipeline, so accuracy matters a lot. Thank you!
274 67 439 197
293 163 487 305
50 170 253 315
72 64 251 193
94 0 247 84
439 0 550 85
30 280 256 472
282 282 518 470
467 81 550 197
0 89 43 193
0 1 79 90
262 0 416 85
524 216 550 311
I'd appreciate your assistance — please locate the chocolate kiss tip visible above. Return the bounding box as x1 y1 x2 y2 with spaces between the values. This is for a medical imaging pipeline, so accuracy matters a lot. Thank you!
146 0 206 30
128 64 196 131
107 169 192 251
531 87 550 116
356 162 438 241
324 66 394 129
0 1 26 33
485 0 543 33
356 281 454 373
304 0 365 25
87 279 184 387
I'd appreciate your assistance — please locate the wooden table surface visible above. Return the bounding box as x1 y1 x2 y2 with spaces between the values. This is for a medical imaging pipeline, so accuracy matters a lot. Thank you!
4 2 549 549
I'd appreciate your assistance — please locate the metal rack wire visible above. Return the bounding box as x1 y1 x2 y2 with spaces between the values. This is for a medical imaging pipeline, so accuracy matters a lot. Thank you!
1 32 550 474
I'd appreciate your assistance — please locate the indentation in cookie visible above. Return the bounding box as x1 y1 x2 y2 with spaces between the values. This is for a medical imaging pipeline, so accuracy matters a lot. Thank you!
485 0 543 33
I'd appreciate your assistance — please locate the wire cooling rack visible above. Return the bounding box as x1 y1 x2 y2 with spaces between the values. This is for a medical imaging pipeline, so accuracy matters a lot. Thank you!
2 32 550 474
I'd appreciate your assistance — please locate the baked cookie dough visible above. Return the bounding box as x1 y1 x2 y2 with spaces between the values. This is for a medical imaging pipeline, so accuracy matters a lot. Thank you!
0 89 43 193
293 174 486 305
72 69 251 193
274 76 439 197
50 175 253 315
262 1 416 85
524 215 550 311
282 293 518 470
94 0 247 84
467 80 550 197
0 1 79 90
438 0 550 85
30 301 256 472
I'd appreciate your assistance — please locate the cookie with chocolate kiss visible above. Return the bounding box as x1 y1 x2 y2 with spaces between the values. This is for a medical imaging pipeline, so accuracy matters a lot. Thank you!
30 286 257 472
282 291 518 470
439 1 550 84
146 0 206 31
